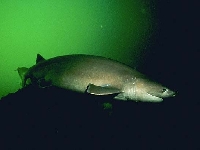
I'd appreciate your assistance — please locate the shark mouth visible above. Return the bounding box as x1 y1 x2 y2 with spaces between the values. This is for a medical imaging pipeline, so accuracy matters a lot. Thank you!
146 93 163 102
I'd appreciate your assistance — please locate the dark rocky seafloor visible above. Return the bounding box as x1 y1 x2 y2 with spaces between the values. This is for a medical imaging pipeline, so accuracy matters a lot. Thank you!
0 85 196 149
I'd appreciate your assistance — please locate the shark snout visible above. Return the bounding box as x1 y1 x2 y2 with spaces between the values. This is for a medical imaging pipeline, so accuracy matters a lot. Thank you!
163 88 176 98
167 89 176 96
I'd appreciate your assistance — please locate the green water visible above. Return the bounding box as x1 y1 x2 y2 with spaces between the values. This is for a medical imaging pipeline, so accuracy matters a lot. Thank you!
0 0 155 98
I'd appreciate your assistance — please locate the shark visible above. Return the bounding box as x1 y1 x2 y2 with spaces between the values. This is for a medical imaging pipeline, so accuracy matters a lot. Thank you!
17 54 175 102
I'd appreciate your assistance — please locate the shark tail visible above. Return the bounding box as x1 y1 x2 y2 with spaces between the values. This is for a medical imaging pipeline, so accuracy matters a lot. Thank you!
17 67 29 87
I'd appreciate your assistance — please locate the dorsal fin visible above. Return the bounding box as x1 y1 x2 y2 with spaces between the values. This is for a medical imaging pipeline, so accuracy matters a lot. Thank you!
36 54 45 64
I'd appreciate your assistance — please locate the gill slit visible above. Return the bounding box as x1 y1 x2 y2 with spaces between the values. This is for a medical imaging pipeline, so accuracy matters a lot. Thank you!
132 77 137 101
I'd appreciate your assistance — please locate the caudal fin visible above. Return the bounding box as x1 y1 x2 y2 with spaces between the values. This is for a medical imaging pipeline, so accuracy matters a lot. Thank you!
17 67 29 87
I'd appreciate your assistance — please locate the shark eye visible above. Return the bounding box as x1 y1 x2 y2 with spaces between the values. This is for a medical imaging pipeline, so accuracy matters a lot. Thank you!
162 88 167 93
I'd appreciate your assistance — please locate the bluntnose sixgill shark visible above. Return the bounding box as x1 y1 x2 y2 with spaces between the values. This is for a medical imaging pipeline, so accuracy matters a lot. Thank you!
17 54 175 102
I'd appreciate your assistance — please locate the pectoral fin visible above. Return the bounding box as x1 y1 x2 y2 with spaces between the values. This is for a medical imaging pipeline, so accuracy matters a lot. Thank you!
86 83 121 95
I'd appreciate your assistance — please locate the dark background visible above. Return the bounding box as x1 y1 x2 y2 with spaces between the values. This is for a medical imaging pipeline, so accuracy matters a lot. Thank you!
0 0 198 149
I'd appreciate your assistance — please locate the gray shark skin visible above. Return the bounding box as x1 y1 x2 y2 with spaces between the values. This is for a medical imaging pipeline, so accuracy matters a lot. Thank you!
17 54 175 102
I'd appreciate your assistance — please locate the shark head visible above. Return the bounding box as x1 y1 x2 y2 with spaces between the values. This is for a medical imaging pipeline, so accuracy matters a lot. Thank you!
123 78 175 102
